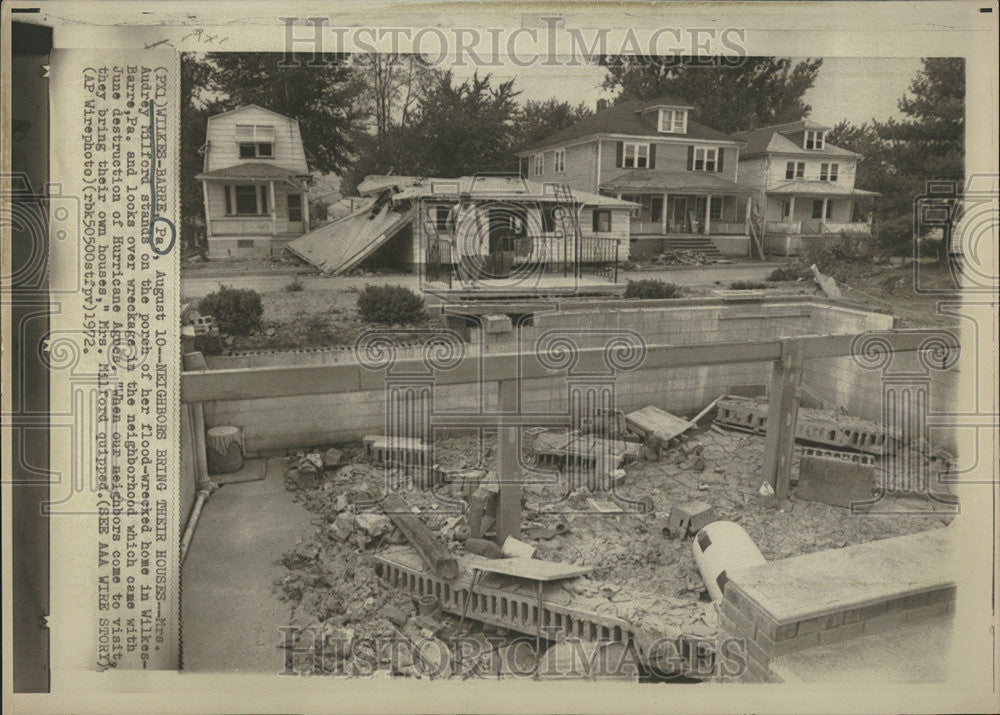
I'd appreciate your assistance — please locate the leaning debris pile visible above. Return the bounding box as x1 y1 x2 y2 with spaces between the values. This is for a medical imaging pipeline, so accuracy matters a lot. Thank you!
276 397 954 679
651 250 714 266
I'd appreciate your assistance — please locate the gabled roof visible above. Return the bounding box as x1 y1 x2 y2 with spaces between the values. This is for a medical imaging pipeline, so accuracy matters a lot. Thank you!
205 103 296 123
196 162 310 180
601 170 754 195
518 98 744 154
734 123 859 159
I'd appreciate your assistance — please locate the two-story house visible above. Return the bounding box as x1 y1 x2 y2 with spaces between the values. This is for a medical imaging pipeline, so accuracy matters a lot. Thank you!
515 96 756 259
734 120 879 256
196 105 313 258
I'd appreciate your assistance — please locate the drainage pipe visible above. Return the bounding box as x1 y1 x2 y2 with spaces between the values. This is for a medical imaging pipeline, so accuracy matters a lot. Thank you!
180 489 212 564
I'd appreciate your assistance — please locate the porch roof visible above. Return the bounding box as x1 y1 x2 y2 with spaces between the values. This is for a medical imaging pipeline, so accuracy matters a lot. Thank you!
196 162 310 182
768 180 881 197
600 170 754 195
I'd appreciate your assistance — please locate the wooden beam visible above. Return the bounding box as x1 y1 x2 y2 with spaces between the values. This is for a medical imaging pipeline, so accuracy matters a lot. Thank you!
496 378 522 545
761 339 804 500
381 493 459 580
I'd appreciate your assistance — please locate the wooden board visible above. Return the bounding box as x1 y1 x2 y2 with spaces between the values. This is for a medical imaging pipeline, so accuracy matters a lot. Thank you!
625 405 694 442
465 556 592 582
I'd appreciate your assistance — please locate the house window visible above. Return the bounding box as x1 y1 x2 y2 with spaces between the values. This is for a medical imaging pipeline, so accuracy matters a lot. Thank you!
553 148 565 173
804 130 825 150
710 197 723 221
658 108 687 133
592 209 612 233
693 146 717 172
819 162 839 181
236 124 276 159
228 184 267 216
287 193 303 222
534 154 544 176
785 161 805 180
782 200 791 218
623 142 650 168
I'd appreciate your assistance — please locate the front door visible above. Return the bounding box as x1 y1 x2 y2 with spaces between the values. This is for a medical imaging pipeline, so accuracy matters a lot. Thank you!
671 197 688 232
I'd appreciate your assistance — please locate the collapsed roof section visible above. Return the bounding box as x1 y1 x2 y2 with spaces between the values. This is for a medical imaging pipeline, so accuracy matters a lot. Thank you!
286 175 636 274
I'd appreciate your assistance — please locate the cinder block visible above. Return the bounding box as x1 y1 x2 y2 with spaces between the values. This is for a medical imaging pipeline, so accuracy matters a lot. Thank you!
817 621 865 646
903 601 951 624
860 601 888 620
720 599 757 639
842 607 863 625
862 610 908 635
796 613 841 635
755 626 820 658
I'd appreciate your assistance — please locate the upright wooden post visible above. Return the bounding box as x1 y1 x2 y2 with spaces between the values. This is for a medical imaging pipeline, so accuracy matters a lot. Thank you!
496 378 521 544
761 339 804 501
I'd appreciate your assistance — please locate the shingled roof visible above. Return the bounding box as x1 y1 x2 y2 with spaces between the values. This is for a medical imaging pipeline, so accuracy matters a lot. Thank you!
734 123 860 159
518 97 744 154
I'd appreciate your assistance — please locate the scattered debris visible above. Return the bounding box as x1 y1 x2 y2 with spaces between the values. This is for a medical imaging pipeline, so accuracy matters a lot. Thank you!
664 500 718 538
465 538 503 559
650 249 713 266
811 263 843 299
381 493 459 580
500 536 536 559
625 406 695 458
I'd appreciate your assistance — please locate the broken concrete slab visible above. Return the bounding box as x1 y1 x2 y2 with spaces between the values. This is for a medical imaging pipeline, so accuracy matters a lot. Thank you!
664 500 718 538
625 405 695 445
810 263 842 298
796 456 876 508
323 447 344 469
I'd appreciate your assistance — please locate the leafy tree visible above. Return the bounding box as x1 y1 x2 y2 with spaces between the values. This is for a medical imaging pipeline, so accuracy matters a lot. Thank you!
353 54 437 136
828 59 965 257
510 98 593 151
600 56 823 133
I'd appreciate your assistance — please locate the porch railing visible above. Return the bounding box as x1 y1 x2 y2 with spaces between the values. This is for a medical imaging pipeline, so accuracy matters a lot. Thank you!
578 237 619 283
425 237 452 288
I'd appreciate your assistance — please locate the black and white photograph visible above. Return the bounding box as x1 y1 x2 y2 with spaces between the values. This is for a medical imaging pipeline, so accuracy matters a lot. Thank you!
3 1 998 712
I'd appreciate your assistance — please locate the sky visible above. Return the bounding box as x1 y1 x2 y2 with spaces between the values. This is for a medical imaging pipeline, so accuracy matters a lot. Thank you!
449 56 925 128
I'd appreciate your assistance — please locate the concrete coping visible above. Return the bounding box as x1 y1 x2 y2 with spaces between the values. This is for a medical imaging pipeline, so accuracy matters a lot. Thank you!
726 527 956 625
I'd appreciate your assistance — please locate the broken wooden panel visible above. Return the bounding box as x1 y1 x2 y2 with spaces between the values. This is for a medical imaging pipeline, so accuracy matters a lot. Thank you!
625 405 695 444
285 199 416 275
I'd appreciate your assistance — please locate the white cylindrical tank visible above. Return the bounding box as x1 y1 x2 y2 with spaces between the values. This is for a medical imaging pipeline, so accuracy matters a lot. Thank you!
692 521 766 602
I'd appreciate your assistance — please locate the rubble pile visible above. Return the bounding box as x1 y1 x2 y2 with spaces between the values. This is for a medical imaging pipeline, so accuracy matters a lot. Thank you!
651 250 714 266
275 401 954 678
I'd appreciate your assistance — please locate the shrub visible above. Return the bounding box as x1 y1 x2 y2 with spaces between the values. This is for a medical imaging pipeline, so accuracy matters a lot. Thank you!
802 231 874 271
356 284 425 325
623 279 682 299
729 280 767 290
767 264 811 282
198 284 264 335
284 277 305 292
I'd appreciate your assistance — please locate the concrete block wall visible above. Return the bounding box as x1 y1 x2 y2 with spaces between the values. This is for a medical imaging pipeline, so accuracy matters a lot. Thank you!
198 299 948 454
716 528 956 683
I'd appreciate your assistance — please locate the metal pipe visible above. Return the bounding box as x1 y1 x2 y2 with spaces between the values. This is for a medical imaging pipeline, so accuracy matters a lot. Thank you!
180 489 212 564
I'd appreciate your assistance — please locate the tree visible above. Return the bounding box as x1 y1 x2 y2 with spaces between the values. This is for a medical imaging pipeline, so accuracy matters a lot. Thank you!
340 70 521 193
828 59 965 257
600 56 823 133
179 54 223 251
353 54 437 136
510 98 593 152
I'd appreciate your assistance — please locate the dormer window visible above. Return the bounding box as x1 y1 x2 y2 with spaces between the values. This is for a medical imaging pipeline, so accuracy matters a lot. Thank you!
236 124 276 159
804 130 825 150
658 108 687 134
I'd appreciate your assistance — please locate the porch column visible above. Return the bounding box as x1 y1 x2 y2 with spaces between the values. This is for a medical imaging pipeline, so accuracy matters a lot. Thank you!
662 193 668 233
268 180 277 235
704 193 712 235
788 195 796 226
202 181 213 238
302 190 310 233
821 198 828 230
744 195 752 233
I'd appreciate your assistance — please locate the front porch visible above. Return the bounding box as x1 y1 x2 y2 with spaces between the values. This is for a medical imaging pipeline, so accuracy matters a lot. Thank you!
762 184 877 256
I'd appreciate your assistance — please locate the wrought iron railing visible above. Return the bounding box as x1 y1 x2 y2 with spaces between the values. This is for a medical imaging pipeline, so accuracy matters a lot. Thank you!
425 236 452 288
578 236 620 283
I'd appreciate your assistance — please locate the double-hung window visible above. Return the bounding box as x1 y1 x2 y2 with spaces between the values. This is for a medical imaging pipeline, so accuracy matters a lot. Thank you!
820 162 839 181
658 108 687 133
804 130 825 150
225 184 268 216
553 148 565 173
623 142 650 169
533 153 544 176
693 146 717 172
785 161 805 179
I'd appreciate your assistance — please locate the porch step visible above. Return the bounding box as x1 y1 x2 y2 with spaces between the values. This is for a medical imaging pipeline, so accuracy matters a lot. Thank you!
657 237 723 258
